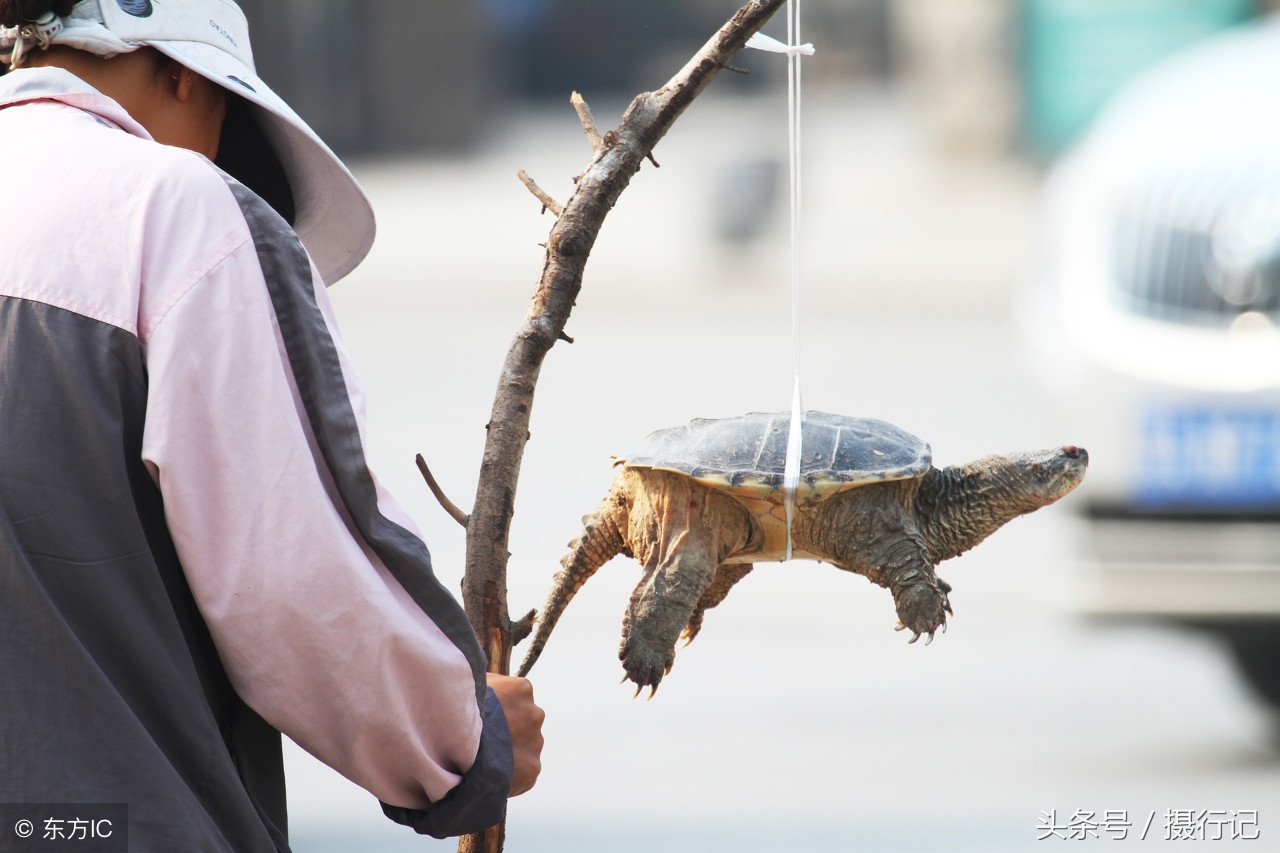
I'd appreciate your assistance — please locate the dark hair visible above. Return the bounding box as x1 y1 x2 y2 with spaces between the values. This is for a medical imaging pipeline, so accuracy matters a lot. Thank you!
1 1 76 28
215 94 296 226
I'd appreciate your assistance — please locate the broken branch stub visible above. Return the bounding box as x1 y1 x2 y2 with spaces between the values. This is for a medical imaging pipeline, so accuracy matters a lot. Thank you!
571 90 603 152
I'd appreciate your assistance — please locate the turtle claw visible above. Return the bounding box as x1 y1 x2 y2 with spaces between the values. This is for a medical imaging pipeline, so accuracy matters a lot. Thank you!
620 643 670 697
939 578 955 616
894 621 907 632
894 577 952 646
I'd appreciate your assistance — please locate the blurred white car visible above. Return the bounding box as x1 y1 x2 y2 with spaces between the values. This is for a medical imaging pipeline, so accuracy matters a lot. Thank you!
1020 16 1280 710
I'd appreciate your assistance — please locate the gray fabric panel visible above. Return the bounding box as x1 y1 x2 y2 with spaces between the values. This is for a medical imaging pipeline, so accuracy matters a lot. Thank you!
224 178 489 702
0 296 285 852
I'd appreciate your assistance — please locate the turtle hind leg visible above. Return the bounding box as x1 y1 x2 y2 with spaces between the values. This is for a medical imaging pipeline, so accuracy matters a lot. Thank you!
620 526 720 692
516 474 631 677
619 472 754 693
681 563 755 647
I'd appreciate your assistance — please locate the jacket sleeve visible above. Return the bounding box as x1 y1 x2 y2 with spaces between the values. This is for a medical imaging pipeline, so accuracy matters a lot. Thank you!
139 188 511 837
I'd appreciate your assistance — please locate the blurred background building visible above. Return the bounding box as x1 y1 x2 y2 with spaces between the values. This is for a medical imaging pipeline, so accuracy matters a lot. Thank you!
237 0 1279 159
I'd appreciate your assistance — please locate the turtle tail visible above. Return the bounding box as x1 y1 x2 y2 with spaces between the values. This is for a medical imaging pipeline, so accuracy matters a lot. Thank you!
517 474 631 677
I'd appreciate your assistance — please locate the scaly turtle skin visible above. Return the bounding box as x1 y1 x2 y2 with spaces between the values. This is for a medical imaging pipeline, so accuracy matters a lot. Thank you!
517 412 1088 693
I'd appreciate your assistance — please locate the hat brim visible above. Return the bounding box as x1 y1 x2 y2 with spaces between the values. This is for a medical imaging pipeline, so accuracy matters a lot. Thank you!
152 40 375 285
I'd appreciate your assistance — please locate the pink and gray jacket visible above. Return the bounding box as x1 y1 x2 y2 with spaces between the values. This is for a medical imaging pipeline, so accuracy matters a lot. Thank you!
0 67 510 850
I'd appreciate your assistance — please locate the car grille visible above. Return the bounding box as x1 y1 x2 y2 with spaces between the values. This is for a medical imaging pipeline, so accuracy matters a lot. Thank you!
1110 171 1280 325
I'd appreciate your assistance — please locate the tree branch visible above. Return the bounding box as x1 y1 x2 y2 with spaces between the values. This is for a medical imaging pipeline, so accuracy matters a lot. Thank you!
570 90 603 152
517 169 564 217
456 2 787 849
415 454 470 527
464 0 786 716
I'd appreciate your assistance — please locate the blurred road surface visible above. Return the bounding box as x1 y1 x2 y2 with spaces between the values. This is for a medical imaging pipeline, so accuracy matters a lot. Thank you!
285 89 1280 851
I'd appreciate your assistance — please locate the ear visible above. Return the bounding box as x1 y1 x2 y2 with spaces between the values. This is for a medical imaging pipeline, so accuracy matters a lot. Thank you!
171 63 195 103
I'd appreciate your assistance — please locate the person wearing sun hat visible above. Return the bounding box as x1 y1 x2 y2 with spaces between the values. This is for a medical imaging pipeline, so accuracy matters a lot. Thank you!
0 1 544 849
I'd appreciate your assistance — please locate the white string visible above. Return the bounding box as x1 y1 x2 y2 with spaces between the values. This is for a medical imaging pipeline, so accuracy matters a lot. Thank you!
745 3 810 561
783 0 805 561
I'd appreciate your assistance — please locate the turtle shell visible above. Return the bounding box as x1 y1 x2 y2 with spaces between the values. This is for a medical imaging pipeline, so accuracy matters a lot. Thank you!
624 411 932 503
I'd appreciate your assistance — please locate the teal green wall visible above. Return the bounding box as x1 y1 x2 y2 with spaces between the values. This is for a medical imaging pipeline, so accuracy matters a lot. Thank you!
1021 0 1256 154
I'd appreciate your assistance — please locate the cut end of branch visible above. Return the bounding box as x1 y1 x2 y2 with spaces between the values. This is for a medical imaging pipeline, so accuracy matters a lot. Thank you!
511 608 537 647
570 90 604 152
516 169 565 217
415 453 471 528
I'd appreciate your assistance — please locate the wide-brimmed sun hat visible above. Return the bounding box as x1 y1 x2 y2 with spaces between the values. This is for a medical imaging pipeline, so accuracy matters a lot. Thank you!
11 0 376 284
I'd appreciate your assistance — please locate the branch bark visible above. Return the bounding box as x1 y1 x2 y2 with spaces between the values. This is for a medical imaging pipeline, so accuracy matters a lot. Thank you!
455 2 787 850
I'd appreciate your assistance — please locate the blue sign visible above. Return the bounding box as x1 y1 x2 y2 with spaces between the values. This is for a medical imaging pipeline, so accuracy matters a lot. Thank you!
1138 406 1280 508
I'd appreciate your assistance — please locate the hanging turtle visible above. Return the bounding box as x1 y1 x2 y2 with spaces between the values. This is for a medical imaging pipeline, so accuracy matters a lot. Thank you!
517 411 1087 693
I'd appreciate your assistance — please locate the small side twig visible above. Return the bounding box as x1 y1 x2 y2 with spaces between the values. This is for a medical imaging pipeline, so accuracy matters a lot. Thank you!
415 453 470 527
511 608 538 646
570 90 603 151
516 170 564 217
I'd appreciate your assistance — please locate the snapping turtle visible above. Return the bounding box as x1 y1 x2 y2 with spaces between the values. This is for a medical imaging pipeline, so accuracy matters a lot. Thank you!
517 412 1087 692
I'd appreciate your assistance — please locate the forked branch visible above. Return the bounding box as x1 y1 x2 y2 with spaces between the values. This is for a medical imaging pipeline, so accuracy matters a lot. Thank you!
453 2 788 851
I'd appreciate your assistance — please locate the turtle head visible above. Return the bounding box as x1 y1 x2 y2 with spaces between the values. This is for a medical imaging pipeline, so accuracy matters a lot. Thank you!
917 445 1088 563
999 445 1089 511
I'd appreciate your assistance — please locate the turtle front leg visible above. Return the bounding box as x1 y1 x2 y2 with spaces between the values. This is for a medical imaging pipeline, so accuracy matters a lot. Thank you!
797 484 953 643
619 470 753 693
681 563 754 647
